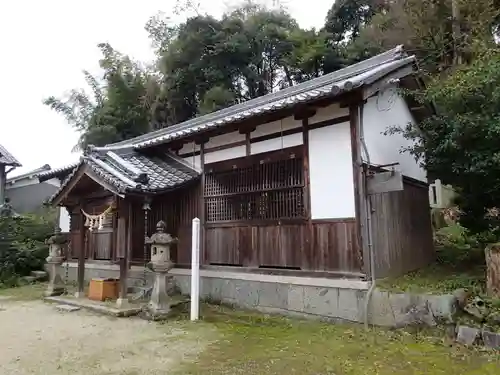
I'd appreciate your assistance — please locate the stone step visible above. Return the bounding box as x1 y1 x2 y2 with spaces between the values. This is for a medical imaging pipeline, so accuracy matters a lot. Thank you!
31 270 48 280
55 304 81 312
22 276 36 284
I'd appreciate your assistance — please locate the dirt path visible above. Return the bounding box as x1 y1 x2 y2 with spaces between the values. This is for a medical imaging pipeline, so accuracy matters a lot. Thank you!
0 299 213 375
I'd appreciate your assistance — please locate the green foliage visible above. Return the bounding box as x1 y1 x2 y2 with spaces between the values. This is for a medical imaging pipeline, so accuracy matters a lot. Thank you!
350 0 499 74
47 1 399 147
434 223 484 265
0 215 53 288
44 43 160 150
392 46 500 233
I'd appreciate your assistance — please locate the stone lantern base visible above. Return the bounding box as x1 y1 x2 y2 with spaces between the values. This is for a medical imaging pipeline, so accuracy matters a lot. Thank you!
44 258 65 297
140 272 189 321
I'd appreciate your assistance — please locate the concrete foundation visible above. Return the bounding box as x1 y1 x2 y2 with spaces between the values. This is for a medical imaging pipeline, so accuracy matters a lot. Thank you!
55 262 457 326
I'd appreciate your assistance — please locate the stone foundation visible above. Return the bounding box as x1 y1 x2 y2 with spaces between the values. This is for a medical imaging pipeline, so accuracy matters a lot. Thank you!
54 262 457 326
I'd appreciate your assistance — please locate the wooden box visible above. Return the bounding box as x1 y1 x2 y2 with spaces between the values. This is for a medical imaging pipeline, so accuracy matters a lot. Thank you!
88 278 118 301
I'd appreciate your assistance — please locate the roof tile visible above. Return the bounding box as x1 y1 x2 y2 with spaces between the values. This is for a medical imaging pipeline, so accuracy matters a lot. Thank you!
47 151 199 204
0 144 21 167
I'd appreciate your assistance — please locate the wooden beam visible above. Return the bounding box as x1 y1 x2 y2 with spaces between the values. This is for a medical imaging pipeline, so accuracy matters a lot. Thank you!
294 107 317 121
179 115 350 159
51 164 87 206
239 126 256 135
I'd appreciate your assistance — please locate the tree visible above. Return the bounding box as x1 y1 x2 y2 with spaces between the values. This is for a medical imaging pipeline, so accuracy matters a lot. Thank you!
44 44 160 150
147 3 333 124
322 0 387 72
347 0 499 74
392 46 500 232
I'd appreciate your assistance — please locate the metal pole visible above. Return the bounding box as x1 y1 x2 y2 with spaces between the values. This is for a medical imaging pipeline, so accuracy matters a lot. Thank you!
190 217 200 321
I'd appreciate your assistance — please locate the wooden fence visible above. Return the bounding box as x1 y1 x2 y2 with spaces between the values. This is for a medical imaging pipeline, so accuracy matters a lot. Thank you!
370 178 435 279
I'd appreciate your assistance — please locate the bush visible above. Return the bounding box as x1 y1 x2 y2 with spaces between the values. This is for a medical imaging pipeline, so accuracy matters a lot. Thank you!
0 213 54 287
434 223 483 266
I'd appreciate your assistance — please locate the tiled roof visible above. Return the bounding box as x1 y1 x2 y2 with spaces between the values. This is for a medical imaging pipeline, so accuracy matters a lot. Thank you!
100 45 416 151
44 45 418 177
0 144 21 167
38 162 82 182
48 150 199 204
7 164 51 183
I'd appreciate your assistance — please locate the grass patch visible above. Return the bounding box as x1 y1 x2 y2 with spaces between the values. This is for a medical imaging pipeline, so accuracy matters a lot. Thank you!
377 263 486 294
0 282 47 301
176 304 499 375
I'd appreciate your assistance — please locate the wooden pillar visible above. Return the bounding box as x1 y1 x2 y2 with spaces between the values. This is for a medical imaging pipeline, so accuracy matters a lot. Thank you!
76 201 86 297
240 127 255 266
116 200 128 304
349 102 366 274
245 132 251 156
197 139 206 265
294 108 316 271
127 200 133 269
302 117 313 271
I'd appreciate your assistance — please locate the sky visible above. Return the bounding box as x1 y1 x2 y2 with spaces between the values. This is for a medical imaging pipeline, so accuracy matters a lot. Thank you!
0 0 333 177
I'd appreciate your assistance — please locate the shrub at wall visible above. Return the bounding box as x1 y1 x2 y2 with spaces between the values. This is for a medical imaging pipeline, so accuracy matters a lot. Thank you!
0 214 54 287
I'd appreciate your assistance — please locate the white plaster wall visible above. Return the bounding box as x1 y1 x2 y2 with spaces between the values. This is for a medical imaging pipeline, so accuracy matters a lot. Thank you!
182 154 201 170
58 206 70 232
363 86 427 182
309 121 355 219
205 131 245 148
251 116 302 137
6 176 60 189
180 141 201 169
250 115 302 155
180 133 247 166
309 103 349 125
204 146 247 164
251 133 302 155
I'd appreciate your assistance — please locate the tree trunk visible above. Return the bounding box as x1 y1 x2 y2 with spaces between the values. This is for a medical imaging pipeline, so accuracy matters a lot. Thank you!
485 244 500 298
451 0 462 65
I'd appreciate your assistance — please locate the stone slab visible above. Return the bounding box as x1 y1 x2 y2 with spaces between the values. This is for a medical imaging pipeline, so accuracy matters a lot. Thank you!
45 296 142 317
482 330 500 350
456 326 480 346
56 304 81 312
22 276 36 284
426 294 457 321
31 270 48 279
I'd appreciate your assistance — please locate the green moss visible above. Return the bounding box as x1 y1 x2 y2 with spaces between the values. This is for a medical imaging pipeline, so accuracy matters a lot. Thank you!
377 263 486 294
0 282 47 301
176 305 499 375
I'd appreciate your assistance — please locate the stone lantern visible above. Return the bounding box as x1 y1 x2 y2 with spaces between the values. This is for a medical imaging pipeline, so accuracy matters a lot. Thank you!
44 227 68 296
144 220 178 318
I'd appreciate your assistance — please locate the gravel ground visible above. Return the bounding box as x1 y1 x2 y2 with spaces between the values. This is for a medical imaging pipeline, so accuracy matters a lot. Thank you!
0 299 212 375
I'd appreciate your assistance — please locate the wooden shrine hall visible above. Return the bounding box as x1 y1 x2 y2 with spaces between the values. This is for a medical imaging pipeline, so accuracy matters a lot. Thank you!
47 147 200 299
41 46 435 320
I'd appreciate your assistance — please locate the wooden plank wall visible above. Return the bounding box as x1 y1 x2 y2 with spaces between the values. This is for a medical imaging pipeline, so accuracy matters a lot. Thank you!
148 183 200 264
370 179 435 278
204 219 361 273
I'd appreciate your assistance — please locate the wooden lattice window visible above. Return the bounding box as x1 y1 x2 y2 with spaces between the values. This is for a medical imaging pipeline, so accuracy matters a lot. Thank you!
204 147 305 222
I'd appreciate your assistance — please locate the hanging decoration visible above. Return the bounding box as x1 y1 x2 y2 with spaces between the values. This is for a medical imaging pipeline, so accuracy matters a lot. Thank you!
81 205 114 231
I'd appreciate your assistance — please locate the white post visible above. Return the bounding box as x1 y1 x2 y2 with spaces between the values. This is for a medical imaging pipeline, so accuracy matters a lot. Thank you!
190 217 200 321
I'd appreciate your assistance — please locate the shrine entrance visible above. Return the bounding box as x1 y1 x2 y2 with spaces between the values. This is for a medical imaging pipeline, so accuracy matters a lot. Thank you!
81 201 115 261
